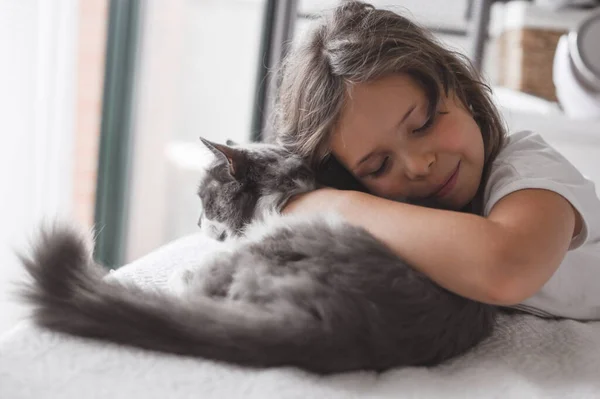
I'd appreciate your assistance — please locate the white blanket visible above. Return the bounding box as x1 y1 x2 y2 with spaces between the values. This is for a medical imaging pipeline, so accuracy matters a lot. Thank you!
1 233 599 399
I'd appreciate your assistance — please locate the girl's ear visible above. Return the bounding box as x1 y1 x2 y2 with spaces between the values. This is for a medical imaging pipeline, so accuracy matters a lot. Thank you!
199 137 246 180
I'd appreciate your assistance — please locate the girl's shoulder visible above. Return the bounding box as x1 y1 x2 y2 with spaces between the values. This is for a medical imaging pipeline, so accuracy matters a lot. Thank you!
494 130 568 166
485 130 590 198
483 130 600 248
486 130 591 194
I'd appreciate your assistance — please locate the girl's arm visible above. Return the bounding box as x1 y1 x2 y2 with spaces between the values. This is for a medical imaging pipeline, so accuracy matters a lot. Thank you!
284 188 580 305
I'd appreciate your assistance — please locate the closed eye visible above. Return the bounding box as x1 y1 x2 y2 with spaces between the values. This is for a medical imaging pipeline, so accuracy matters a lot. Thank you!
413 111 448 134
367 156 390 178
413 114 435 133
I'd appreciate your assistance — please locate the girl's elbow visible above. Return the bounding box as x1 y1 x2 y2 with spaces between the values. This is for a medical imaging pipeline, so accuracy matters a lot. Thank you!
482 224 562 306
485 276 529 306
482 237 537 306
484 259 541 306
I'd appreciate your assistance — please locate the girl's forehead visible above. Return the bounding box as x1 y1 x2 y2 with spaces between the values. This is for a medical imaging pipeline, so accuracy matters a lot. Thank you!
341 76 424 120
329 75 422 167
345 74 424 103
335 75 426 136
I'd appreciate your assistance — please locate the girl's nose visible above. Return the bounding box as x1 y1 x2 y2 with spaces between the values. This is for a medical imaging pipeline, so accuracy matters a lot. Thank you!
403 152 436 180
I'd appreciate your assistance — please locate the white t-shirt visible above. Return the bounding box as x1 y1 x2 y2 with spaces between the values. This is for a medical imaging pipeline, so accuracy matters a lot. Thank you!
483 130 600 320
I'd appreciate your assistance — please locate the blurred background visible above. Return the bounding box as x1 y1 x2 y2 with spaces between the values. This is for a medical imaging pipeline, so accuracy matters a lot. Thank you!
1 0 600 333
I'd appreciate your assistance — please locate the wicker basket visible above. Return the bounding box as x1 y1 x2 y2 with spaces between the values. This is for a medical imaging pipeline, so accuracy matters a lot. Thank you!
496 27 566 101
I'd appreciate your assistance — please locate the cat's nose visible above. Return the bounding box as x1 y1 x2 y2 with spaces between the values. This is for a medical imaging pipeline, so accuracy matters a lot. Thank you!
217 231 227 241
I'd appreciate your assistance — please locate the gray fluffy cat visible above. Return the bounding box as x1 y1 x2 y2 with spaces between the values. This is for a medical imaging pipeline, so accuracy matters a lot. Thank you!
19 138 497 374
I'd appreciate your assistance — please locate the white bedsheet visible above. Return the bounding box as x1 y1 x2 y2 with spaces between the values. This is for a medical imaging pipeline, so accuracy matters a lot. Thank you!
1 233 599 399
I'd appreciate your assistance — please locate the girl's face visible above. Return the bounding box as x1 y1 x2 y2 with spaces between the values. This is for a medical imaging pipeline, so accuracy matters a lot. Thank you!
330 74 484 211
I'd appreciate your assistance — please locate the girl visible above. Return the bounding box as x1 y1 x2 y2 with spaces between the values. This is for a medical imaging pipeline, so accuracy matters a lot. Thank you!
275 1 600 320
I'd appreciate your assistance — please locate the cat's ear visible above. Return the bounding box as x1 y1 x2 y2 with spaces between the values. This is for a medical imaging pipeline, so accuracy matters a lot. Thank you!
199 137 246 179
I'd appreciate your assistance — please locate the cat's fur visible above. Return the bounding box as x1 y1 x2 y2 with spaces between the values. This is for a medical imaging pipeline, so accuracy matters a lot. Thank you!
19 139 497 374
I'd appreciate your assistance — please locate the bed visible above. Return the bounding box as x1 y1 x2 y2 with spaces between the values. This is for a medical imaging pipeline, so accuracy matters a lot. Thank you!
2 231 600 399
3 88 600 398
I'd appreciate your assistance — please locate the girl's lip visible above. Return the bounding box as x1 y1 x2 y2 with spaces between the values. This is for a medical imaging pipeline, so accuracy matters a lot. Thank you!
433 162 460 198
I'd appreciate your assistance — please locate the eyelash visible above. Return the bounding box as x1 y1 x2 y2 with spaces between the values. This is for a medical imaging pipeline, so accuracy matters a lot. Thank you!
413 112 436 134
367 110 447 178
368 156 389 177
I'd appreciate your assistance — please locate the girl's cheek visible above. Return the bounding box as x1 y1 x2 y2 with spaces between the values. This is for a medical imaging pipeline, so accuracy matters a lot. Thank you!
435 118 468 152
361 179 386 198
374 178 405 199
367 182 387 198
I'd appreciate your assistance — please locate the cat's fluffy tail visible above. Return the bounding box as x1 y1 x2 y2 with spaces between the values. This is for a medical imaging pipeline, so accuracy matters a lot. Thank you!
18 225 342 373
